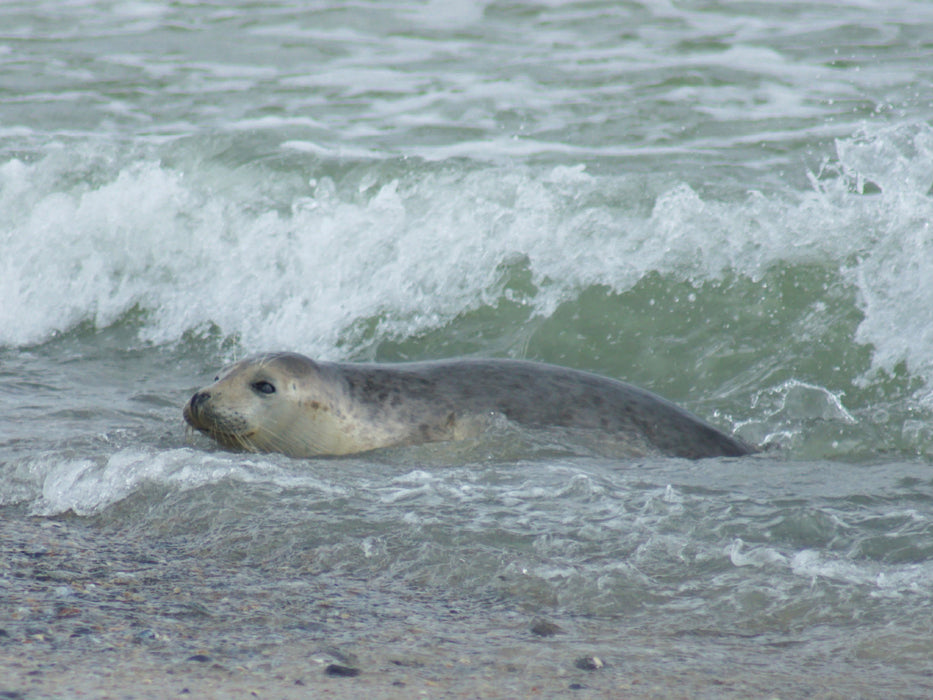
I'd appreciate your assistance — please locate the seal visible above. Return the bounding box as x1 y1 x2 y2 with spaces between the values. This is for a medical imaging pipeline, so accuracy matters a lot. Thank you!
183 352 753 459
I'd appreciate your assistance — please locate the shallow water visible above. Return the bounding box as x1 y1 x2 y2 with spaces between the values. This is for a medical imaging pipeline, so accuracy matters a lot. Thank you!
3 1 933 696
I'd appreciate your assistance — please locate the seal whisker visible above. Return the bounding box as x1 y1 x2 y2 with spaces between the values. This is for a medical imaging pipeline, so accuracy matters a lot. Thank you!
235 432 261 453
255 424 305 456
183 424 198 445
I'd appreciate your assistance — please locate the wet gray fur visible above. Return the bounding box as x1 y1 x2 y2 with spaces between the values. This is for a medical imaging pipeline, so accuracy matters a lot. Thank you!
305 355 752 459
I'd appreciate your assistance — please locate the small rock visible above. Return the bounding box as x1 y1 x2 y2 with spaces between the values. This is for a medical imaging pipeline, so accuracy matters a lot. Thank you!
318 646 359 666
325 664 360 677
187 654 211 663
55 605 81 618
574 656 604 671
530 618 564 637
133 629 158 644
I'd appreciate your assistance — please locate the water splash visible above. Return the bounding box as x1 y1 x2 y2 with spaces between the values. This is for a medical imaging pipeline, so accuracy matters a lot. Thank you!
3 123 933 399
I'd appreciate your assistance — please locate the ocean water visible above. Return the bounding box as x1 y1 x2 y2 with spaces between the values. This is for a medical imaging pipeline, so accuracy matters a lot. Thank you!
3 0 933 694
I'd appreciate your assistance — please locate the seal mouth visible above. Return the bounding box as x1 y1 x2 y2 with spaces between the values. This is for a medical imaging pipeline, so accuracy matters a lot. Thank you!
199 427 258 452
183 392 259 453
186 420 259 453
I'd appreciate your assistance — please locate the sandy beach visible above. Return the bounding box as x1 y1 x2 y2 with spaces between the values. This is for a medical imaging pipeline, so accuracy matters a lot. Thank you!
2 512 915 700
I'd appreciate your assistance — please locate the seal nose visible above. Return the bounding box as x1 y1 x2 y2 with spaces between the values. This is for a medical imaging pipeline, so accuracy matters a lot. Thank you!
185 391 211 425
189 391 210 411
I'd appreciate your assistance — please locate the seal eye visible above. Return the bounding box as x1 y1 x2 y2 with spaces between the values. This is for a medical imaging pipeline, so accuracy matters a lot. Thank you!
252 380 276 395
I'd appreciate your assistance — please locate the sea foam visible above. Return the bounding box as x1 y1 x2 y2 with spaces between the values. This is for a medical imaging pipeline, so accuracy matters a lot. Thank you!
2 124 932 391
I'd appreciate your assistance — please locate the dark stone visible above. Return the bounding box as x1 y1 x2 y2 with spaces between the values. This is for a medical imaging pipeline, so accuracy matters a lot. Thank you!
530 617 564 637
325 664 360 677
574 656 604 671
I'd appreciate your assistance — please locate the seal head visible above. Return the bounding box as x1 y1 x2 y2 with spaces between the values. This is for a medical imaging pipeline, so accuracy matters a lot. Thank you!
184 353 349 456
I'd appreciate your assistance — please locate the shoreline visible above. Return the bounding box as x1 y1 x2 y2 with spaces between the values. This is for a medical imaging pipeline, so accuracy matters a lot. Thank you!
2 512 929 699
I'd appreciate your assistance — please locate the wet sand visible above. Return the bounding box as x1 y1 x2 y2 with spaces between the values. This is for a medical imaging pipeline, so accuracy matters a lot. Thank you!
1 512 926 699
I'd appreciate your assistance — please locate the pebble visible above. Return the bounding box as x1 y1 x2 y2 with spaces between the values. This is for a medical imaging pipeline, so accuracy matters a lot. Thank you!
530 618 564 637
325 664 360 677
574 656 604 671
133 629 158 643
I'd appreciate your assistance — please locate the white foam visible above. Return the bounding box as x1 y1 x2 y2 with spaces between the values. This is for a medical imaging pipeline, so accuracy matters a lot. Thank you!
24 447 346 516
837 125 933 397
398 0 488 28
726 538 789 568
792 548 933 597
751 380 857 423
3 123 933 392
27 449 229 515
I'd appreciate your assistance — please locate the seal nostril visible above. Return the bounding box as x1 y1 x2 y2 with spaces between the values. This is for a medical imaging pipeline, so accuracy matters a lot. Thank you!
190 391 210 410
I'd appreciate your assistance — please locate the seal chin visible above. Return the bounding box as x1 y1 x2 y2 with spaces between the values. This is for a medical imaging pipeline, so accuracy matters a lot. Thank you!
183 390 257 452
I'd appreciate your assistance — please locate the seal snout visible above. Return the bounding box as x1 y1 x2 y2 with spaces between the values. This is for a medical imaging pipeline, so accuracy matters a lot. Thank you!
184 390 211 427
189 390 210 410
